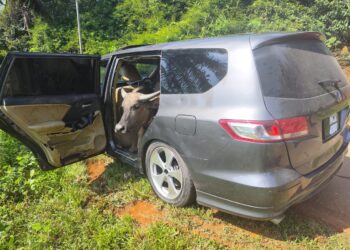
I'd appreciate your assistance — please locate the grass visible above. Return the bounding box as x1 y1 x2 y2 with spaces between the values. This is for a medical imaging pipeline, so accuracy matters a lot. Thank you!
1 155 350 249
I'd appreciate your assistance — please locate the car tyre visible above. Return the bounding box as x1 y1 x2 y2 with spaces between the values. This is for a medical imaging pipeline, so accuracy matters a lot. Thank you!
145 141 196 207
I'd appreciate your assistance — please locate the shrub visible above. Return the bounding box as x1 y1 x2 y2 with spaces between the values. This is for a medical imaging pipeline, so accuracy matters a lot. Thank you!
0 131 61 203
314 0 350 49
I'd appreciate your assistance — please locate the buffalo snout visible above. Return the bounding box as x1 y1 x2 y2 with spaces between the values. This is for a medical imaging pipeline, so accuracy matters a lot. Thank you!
115 123 127 134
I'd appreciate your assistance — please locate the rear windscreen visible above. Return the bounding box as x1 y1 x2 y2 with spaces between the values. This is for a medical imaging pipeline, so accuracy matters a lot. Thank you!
253 39 348 98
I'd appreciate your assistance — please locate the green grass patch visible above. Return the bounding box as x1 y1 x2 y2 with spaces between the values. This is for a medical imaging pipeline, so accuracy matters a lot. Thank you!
1 154 349 249
0 160 221 249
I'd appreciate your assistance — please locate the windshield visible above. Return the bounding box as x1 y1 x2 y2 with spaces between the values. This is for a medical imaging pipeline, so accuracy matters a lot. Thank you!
253 39 348 98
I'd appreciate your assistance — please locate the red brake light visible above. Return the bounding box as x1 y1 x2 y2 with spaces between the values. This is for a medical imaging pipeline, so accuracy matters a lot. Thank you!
219 117 309 143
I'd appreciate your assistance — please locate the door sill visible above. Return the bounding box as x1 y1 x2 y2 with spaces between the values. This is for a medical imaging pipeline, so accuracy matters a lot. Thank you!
114 147 137 167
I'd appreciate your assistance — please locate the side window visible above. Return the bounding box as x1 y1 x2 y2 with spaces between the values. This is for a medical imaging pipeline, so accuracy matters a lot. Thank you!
3 57 97 97
112 57 160 93
161 48 228 94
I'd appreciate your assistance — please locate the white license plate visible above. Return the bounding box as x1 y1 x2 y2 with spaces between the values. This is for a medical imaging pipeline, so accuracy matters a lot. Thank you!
329 113 339 135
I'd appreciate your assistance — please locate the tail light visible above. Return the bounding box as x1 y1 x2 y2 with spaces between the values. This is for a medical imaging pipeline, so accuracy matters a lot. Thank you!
219 117 309 143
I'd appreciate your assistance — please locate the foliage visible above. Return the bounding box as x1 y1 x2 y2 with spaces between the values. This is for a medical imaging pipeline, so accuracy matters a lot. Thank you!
1 0 350 56
314 0 350 49
246 0 324 33
0 131 62 203
0 0 33 56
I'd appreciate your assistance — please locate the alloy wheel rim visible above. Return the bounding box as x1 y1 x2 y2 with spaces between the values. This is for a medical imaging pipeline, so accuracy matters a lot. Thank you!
149 146 183 200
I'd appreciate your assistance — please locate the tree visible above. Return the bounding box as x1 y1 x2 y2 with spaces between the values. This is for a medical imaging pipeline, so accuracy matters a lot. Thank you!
0 0 33 55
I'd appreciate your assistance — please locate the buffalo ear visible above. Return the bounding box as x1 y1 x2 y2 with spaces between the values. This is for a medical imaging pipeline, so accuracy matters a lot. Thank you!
121 88 127 98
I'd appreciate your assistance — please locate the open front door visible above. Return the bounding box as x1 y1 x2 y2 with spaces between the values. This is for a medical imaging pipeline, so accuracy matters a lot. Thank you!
0 52 107 170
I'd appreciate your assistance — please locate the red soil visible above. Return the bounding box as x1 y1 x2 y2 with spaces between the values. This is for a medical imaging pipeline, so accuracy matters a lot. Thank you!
116 200 165 226
86 159 107 184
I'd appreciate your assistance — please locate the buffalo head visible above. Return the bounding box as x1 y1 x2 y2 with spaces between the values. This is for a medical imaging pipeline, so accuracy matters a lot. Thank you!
115 87 160 134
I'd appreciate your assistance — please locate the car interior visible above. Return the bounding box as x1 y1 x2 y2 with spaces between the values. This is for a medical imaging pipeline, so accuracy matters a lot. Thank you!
112 56 160 152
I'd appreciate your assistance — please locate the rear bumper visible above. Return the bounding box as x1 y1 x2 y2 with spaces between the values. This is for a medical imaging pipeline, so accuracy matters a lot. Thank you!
196 142 348 220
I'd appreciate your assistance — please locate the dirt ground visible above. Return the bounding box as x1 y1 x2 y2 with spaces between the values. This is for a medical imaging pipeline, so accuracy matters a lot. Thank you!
116 200 165 226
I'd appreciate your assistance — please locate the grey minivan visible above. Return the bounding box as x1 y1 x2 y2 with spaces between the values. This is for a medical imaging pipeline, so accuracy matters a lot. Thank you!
0 32 349 223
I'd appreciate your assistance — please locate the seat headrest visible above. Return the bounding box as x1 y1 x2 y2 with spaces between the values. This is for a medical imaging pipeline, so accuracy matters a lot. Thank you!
120 62 141 82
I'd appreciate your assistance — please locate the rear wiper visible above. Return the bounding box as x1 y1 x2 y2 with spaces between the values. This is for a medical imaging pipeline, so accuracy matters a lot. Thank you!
317 79 344 102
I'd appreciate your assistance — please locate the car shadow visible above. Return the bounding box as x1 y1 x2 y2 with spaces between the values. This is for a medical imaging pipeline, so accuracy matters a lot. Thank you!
86 157 143 195
86 156 347 241
211 209 336 241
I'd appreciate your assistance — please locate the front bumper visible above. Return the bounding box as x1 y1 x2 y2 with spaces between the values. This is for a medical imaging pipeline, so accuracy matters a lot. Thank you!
196 142 348 220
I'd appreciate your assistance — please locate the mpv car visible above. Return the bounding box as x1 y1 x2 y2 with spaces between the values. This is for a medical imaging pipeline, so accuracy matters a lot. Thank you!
0 32 349 223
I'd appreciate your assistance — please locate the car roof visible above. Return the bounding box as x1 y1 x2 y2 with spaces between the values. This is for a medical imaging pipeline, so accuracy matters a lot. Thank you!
101 31 322 60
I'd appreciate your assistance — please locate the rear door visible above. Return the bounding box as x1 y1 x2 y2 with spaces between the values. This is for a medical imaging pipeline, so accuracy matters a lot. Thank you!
0 52 107 170
253 35 350 175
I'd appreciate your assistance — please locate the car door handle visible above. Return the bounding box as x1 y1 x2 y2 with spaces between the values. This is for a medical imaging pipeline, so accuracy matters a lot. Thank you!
81 103 92 108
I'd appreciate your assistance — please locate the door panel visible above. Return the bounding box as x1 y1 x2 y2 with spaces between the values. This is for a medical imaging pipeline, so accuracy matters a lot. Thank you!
1 95 106 167
0 52 106 169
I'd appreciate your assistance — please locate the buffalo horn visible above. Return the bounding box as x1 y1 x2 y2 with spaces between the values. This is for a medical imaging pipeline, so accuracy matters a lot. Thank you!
121 88 127 98
139 91 160 102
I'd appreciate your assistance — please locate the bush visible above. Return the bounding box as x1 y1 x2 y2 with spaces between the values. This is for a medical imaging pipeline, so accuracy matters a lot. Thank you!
0 131 61 203
246 0 323 33
314 0 350 49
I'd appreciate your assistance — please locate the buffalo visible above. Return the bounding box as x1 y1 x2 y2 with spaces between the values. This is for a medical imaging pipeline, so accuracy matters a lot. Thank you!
114 87 160 152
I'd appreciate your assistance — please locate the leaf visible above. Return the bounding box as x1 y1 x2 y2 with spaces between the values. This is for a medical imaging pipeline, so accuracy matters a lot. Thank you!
30 223 42 231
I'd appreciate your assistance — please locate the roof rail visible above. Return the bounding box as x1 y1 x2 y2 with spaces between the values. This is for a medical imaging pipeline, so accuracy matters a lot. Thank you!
119 44 150 51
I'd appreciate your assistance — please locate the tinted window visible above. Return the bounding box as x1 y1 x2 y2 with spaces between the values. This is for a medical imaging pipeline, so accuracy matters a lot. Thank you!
161 49 228 94
254 39 347 98
4 57 97 97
